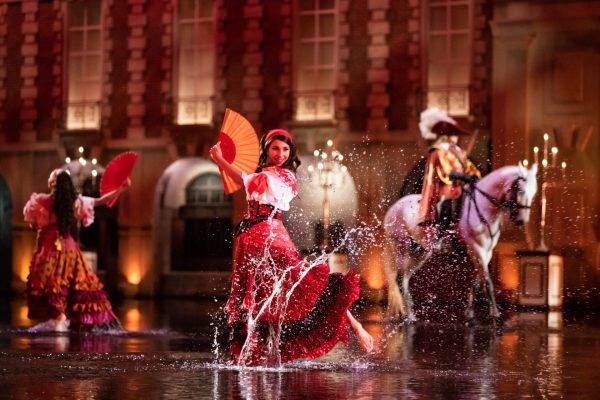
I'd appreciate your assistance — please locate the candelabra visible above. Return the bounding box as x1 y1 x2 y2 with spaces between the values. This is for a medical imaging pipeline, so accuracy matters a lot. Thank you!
307 139 347 251
524 133 566 251
62 146 104 191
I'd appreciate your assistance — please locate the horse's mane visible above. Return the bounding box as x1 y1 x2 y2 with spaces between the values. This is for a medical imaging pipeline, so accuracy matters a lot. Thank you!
478 165 521 192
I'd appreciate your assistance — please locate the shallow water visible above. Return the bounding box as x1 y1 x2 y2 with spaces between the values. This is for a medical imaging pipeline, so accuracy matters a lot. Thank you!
1 297 599 399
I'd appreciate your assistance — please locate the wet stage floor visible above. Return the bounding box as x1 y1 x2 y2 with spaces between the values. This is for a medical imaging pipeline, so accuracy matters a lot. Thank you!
1 297 599 399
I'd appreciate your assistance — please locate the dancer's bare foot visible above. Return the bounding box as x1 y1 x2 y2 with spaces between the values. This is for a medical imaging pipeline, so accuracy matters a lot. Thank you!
347 311 375 353
355 324 375 353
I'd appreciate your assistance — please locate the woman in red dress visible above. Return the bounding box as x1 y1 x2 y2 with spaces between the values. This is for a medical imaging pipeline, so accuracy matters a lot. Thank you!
23 169 129 332
210 129 373 366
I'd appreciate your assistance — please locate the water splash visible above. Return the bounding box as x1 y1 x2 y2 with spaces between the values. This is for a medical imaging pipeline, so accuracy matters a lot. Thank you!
233 218 381 368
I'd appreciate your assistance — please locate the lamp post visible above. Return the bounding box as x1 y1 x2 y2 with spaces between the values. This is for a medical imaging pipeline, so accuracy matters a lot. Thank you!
307 139 347 252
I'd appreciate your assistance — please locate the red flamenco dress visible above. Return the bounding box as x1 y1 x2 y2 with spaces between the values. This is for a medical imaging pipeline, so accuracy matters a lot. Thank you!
23 193 121 331
225 166 360 366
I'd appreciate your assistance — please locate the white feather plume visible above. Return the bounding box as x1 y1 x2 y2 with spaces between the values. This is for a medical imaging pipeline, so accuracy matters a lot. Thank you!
419 107 456 140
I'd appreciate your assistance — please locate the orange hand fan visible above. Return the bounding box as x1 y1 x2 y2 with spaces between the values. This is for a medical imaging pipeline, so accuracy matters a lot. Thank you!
100 151 138 208
217 108 260 194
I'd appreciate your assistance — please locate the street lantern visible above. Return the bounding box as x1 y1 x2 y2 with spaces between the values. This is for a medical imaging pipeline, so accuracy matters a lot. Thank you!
307 139 346 252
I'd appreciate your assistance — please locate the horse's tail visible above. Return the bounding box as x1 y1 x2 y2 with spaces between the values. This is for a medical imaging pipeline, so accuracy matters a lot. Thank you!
383 233 406 319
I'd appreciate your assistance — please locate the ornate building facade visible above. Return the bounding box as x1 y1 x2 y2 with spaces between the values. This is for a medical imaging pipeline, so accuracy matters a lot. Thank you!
0 0 598 306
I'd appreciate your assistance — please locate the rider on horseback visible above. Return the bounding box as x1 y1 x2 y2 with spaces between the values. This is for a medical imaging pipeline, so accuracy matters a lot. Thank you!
417 108 481 249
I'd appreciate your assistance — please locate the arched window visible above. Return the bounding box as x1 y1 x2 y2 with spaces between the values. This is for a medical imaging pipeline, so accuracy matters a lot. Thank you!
172 172 232 271
185 173 228 207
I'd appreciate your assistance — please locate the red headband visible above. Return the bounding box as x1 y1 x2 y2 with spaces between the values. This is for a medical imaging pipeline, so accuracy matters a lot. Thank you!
264 129 294 145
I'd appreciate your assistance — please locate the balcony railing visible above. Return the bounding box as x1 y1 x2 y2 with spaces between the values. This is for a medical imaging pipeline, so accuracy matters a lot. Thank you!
427 87 470 117
66 101 101 130
294 91 335 122
176 96 213 125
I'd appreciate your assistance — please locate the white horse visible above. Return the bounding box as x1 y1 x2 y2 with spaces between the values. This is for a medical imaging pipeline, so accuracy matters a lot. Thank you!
384 163 538 322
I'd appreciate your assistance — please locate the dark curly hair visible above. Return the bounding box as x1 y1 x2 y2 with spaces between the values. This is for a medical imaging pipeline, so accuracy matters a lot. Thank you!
52 171 77 237
256 134 301 173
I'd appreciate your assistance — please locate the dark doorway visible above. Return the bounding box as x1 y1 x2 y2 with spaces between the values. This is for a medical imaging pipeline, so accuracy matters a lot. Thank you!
0 175 13 295
172 173 233 271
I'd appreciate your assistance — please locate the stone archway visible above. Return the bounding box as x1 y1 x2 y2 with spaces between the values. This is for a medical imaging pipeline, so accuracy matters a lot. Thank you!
153 157 233 297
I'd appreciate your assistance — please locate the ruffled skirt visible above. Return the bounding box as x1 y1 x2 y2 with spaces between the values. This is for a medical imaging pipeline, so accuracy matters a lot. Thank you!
25 226 121 331
225 219 360 366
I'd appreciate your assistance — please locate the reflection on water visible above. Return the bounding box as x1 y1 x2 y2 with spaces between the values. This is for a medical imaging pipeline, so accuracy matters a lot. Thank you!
1 298 599 398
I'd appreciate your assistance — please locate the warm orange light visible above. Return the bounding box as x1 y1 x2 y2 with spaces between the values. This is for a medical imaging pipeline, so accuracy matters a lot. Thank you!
123 308 142 331
15 254 31 282
499 332 518 364
126 267 142 285
499 257 519 290
362 248 384 290
12 303 31 327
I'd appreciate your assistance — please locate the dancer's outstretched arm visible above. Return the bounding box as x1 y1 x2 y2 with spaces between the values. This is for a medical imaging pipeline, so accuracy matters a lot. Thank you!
94 178 131 207
210 142 244 185
347 311 374 353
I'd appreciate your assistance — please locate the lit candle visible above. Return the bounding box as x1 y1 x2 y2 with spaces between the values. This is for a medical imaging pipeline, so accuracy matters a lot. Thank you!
551 147 558 167
561 161 566 180
533 146 539 164
523 159 529 167
543 133 549 164
327 139 333 147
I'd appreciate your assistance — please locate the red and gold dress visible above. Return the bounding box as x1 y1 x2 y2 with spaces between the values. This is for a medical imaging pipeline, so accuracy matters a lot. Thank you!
23 193 120 331
226 166 360 366
418 141 481 225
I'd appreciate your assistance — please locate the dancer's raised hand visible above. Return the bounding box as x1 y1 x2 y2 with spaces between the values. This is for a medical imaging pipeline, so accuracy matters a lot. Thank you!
210 142 223 162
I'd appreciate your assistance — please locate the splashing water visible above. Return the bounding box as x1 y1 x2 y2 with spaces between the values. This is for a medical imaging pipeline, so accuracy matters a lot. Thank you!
232 218 381 368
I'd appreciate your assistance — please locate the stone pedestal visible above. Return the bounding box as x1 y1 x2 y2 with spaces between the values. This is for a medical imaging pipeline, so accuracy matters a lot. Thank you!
516 250 563 308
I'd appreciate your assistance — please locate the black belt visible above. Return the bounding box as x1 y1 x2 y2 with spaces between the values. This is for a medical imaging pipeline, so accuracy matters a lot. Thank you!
234 201 282 237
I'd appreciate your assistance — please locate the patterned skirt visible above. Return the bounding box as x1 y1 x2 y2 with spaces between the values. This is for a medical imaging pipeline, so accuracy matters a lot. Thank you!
25 225 121 331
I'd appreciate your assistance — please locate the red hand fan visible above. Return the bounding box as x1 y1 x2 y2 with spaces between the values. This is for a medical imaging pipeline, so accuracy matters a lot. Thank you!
100 151 138 208
217 108 260 194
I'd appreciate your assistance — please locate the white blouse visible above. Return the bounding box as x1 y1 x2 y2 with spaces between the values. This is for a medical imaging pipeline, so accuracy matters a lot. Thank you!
242 167 298 211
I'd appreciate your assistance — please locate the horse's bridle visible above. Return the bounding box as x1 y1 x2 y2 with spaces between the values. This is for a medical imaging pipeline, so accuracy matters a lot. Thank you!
464 176 531 240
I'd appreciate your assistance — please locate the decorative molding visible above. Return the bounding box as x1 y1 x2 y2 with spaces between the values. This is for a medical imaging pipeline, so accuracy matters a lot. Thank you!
365 0 390 134
126 0 147 139
20 0 38 142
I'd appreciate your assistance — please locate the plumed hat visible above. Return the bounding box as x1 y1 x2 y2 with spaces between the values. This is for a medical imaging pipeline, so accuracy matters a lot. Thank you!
419 107 470 140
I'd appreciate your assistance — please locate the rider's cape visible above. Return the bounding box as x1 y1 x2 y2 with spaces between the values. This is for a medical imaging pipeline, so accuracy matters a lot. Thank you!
418 141 481 225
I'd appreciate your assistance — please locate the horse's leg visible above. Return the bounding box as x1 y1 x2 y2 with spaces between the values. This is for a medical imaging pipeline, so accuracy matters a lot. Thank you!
473 248 502 324
384 240 406 319
403 254 426 323
483 262 501 321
